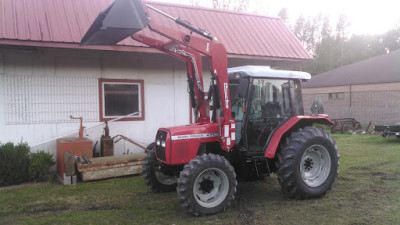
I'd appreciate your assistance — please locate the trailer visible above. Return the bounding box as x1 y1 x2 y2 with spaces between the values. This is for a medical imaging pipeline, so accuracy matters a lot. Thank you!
375 124 400 138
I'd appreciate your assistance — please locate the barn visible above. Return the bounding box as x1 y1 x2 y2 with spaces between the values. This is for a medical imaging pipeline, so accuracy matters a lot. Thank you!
302 49 400 125
0 0 311 156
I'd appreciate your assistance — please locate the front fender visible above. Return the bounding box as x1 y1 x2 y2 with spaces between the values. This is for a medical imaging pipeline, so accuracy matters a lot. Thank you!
264 115 333 159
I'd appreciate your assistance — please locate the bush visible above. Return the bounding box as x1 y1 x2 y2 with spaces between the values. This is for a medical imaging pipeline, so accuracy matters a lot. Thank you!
28 151 55 182
0 142 55 186
0 142 30 186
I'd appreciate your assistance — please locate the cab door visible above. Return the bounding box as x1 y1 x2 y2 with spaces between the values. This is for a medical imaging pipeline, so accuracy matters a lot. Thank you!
244 78 292 155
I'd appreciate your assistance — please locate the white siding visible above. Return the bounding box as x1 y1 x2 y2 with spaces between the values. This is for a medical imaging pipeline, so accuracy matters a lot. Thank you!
0 53 5 130
0 48 190 156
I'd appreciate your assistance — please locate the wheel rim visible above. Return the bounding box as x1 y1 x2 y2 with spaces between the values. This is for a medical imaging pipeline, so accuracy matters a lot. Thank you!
300 145 331 187
193 168 229 208
154 164 177 185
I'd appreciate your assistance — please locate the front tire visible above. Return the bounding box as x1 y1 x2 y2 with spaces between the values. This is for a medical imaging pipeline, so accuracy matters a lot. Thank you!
142 144 177 192
277 126 339 199
177 154 237 216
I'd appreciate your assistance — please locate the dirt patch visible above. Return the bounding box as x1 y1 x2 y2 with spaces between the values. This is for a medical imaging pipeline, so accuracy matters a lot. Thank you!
337 176 355 181
0 220 17 225
0 182 50 191
87 205 122 211
236 207 255 225
25 204 70 214
380 173 398 181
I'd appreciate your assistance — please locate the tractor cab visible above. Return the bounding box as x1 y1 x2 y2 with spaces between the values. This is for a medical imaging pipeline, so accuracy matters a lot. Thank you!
228 66 311 156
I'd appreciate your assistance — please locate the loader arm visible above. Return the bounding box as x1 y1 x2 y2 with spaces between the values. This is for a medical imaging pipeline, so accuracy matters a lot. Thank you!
131 35 208 123
130 2 235 151
81 0 235 151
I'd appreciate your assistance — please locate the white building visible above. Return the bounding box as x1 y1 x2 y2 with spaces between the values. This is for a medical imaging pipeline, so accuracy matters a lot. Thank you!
0 0 311 156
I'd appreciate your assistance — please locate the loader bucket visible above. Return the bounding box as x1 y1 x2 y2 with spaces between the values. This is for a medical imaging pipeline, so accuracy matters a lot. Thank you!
81 0 149 45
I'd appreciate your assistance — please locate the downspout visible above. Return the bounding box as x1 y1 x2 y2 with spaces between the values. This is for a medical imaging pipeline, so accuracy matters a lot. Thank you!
349 85 352 118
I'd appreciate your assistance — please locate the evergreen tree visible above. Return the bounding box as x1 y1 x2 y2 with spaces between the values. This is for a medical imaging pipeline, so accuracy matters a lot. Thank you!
277 8 289 24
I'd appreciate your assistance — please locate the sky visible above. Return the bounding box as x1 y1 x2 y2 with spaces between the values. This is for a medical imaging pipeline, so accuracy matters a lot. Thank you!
151 0 400 35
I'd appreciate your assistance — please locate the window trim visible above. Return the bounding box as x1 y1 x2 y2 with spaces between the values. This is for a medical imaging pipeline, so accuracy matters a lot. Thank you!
328 92 344 100
99 78 145 122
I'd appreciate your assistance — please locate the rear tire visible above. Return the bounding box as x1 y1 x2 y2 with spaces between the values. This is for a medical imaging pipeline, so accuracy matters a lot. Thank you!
177 154 237 216
142 144 177 192
277 126 339 199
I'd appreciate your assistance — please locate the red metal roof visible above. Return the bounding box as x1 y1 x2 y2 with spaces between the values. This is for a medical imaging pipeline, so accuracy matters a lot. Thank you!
0 0 312 62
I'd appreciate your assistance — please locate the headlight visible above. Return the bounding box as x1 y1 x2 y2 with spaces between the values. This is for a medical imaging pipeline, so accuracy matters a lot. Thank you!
161 141 166 148
156 139 161 146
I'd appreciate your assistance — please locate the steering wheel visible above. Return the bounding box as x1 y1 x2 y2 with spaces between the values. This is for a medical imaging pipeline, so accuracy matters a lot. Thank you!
249 107 255 115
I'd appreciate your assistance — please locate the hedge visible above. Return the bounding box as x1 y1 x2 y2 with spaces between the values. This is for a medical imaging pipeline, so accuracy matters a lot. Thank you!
0 142 55 186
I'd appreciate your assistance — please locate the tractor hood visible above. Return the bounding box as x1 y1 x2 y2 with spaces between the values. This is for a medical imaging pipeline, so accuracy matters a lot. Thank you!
155 123 220 165
167 123 220 140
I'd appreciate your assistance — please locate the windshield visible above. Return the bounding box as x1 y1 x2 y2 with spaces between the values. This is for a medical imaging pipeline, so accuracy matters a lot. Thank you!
250 79 303 123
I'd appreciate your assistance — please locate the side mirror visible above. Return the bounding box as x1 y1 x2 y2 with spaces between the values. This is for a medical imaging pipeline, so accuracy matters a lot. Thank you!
238 78 249 98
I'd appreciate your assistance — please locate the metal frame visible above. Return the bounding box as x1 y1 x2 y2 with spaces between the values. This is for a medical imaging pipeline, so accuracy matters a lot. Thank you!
131 2 235 151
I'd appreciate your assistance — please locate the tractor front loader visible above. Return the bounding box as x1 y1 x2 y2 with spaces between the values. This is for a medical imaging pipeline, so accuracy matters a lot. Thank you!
81 0 339 216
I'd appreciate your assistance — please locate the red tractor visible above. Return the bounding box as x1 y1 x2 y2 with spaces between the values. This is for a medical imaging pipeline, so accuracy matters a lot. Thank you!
82 0 339 216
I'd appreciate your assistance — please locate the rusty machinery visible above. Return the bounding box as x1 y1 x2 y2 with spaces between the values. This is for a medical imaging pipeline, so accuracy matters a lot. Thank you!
99 121 151 157
100 121 114 157
69 115 86 140
57 116 92 181
331 118 362 133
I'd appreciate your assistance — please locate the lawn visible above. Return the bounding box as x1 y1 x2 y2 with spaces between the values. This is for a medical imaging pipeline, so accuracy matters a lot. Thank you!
1 134 399 225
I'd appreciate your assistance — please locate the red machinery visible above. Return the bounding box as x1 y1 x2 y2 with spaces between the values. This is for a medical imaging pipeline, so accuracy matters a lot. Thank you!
82 0 339 216
57 116 92 180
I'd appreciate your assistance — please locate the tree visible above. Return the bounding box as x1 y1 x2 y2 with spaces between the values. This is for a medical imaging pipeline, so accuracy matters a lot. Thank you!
343 35 385 65
293 14 323 56
382 23 400 52
321 16 332 39
335 14 351 66
293 15 306 46
189 0 201 6
212 0 249 11
277 8 289 24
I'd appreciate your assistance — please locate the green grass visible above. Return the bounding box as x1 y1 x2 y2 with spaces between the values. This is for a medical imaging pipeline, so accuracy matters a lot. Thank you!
1 134 399 224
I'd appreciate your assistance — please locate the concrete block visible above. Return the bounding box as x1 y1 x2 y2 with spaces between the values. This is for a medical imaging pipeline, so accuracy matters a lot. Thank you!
63 173 77 185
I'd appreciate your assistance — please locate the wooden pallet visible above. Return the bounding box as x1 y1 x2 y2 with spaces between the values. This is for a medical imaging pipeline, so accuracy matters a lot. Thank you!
76 153 146 181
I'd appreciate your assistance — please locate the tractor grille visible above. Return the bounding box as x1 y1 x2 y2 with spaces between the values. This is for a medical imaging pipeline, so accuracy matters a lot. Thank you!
155 130 167 162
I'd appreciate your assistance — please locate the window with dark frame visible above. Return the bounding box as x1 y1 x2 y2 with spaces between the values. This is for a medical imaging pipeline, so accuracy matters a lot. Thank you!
328 92 344 100
99 79 144 121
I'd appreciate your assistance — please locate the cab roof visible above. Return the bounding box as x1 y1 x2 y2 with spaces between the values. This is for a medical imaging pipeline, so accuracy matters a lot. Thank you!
228 66 311 80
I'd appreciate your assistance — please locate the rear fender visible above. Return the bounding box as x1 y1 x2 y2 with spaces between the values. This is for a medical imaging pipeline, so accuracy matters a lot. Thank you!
264 115 333 159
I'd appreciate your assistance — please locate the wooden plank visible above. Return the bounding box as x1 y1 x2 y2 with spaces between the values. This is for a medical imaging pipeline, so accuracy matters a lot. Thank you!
80 165 143 181
76 153 146 181
78 161 144 172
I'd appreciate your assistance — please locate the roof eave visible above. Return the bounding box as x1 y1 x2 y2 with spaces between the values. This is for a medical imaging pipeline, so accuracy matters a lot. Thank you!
227 53 312 62
0 39 313 63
